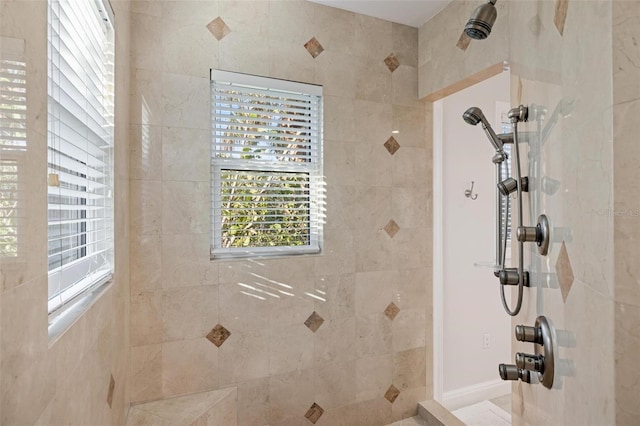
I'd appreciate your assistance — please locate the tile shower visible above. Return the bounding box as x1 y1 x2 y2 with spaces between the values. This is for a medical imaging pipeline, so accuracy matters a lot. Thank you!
1 0 639 425
128 1 431 425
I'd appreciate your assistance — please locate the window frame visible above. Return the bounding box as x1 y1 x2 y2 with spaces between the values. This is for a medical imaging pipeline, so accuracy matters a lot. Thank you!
210 70 323 259
46 0 115 318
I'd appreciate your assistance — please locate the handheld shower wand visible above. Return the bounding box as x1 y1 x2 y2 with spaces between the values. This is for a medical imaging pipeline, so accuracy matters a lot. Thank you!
463 107 505 158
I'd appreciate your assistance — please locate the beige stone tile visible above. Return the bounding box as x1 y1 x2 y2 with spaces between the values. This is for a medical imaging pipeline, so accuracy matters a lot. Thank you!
392 66 420 107
393 347 426 390
391 187 428 230
354 100 393 146
218 31 270 77
392 23 418 68
162 233 217 288
391 308 427 352
392 105 427 149
268 0 317 46
355 270 395 316
268 368 315 425
162 126 210 182
314 226 356 276
352 187 393 230
390 387 427 423
312 3 355 56
162 285 219 341
130 124 162 181
269 322 314 375
131 0 162 17
162 73 210 130
315 403 358 426
391 227 428 270
323 140 357 188
392 147 428 187
355 397 392 426
323 95 356 142
162 14 220 78
130 234 162 292
218 331 270 386
313 274 355 321
269 40 316 83
1 351 55 424
160 1 219 25
131 13 162 71
315 360 356 409
355 57 392 103
314 51 357 98
161 338 218 398
354 229 394 273
356 313 393 358
219 281 270 335
130 179 162 236
353 14 392 60
130 344 163 403
613 2 640 104
161 180 210 235
615 302 640 422
131 68 163 127
131 290 163 346
314 316 356 364
355 354 393 403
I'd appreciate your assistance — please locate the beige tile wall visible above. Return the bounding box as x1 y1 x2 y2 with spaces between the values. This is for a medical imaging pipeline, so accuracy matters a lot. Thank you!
0 0 131 424
131 1 431 425
129 0 431 424
613 1 640 423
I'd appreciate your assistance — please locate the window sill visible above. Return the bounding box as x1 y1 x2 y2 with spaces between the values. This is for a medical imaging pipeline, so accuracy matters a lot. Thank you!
47 279 113 347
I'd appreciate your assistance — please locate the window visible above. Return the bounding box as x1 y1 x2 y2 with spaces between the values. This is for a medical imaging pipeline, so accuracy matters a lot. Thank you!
47 0 115 315
211 70 323 259
0 37 27 259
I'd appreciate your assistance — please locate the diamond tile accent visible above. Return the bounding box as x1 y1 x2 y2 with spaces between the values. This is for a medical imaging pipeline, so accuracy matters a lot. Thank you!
304 37 324 58
528 14 543 37
384 219 400 238
456 31 471 51
554 0 569 36
206 324 231 347
384 53 400 72
304 402 324 424
207 17 231 41
384 136 400 155
304 311 324 333
555 241 574 303
107 374 115 408
384 302 400 320
384 384 400 403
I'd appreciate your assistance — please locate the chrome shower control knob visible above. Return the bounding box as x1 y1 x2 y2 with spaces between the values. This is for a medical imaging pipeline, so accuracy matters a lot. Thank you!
515 325 543 344
515 352 545 373
498 176 529 196
499 364 533 383
499 364 519 381
498 269 530 287
516 214 550 255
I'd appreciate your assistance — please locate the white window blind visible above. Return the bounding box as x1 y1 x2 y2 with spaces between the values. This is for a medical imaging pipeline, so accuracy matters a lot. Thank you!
0 37 27 259
211 70 323 259
47 0 115 315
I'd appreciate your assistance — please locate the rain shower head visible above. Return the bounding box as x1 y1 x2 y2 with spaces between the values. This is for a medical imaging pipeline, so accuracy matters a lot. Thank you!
465 0 498 40
463 106 504 153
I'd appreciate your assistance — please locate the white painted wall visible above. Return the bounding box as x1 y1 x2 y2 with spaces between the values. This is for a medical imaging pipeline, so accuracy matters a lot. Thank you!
439 71 511 404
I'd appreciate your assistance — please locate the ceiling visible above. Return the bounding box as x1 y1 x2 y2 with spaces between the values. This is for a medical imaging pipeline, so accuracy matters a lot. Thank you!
307 0 453 28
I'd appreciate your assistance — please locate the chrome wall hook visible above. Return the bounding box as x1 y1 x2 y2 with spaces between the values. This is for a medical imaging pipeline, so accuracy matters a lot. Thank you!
464 181 478 200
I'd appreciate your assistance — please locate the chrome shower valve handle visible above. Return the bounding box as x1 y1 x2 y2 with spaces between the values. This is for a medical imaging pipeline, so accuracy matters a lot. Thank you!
516 214 550 256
